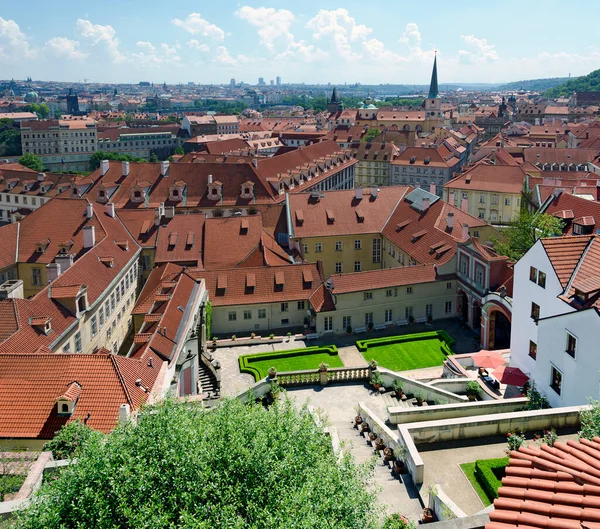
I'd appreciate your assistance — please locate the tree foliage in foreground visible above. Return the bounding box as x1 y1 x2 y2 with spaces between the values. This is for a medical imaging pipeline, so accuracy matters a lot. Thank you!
579 399 600 441
42 420 101 460
18 152 44 172
18 397 377 529
492 210 564 261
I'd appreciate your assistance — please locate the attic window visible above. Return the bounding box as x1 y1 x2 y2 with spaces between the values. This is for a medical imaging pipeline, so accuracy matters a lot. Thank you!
31 316 52 335
186 232 194 247
410 156 416 164
217 274 228 290
100 257 114 268
168 232 178 247
574 289 588 303
36 240 49 253
326 209 335 224
355 209 365 222
424 157 431 165
274 271 285 290
295 210 304 226
240 218 249 233
99 190 106 197
116 240 129 251
396 219 411 231
412 229 428 241
246 273 256 289
302 269 313 284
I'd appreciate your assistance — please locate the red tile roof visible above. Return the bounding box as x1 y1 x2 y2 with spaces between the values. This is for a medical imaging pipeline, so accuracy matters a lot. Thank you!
445 164 527 194
487 438 600 529
155 214 204 267
541 236 592 288
0 222 18 270
330 264 440 294
0 353 164 438
524 148 600 167
545 193 600 235
196 263 323 307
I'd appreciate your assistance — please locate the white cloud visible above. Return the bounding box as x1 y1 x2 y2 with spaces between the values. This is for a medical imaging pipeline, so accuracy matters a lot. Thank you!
400 23 421 49
213 46 249 66
130 41 181 68
0 17 35 62
188 39 209 52
44 37 87 61
172 13 224 41
458 35 499 64
235 7 296 50
75 19 124 62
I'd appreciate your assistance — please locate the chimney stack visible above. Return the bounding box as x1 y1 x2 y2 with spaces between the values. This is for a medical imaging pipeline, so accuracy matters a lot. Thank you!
106 203 115 218
461 197 468 212
55 254 74 272
86 202 93 219
121 161 130 176
37 172 45 182
154 207 162 226
160 160 169 176
371 186 379 198
462 223 469 241
119 404 131 425
422 198 430 211
83 225 96 249
355 187 363 200
252 159 258 168
208 174 213 184
446 212 455 229
429 183 437 196
100 160 110 176
46 263 61 283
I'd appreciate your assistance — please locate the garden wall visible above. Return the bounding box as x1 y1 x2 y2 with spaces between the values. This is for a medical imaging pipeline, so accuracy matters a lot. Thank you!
378 368 467 405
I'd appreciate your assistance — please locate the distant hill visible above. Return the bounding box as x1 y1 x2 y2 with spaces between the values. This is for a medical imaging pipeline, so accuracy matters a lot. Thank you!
497 77 572 92
543 69 600 98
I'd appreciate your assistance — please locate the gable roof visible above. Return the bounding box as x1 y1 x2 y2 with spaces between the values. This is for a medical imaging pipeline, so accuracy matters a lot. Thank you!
544 192 600 235
540 236 592 288
330 264 439 294
445 164 526 194
0 352 164 438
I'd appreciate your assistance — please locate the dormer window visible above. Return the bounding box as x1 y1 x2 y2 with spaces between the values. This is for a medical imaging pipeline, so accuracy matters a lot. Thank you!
207 181 223 201
56 381 82 416
36 239 50 253
31 316 52 335
240 181 255 199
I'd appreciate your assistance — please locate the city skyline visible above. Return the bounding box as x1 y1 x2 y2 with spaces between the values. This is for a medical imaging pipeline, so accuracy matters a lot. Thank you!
1 1 599 85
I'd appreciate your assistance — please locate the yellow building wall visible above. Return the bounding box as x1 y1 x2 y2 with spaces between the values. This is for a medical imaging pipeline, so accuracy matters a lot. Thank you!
211 301 308 336
354 160 391 187
315 279 456 334
444 188 522 225
296 234 383 278
17 263 47 298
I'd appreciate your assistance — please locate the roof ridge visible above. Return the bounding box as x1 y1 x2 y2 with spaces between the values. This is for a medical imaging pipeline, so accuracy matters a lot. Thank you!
564 236 598 296
110 354 135 408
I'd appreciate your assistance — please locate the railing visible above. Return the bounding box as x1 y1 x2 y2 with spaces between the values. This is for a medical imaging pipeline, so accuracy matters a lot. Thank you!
277 366 370 387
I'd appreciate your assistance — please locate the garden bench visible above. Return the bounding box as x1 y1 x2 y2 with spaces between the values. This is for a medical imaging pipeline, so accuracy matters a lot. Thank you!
374 323 386 331
305 333 319 340
396 319 408 327
355 326 367 334
416 317 427 324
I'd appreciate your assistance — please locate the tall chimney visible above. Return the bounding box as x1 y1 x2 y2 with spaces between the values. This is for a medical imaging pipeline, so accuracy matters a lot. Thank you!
461 197 468 212
160 160 169 176
100 160 110 176
106 203 115 218
422 198 430 211
208 174 213 184
46 263 61 283
446 212 455 229
154 207 162 226
83 225 96 249
429 183 437 195
462 223 469 241
122 161 130 176
86 202 93 219
355 187 363 200
371 186 379 198
37 172 45 182
119 404 131 425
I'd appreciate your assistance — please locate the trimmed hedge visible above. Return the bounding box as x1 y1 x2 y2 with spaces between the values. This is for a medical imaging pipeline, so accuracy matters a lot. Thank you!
474 457 508 501
239 346 339 381
356 330 455 353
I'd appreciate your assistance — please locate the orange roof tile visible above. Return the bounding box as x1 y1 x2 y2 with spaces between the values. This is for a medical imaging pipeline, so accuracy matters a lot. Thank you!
541 236 592 288
331 264 439 294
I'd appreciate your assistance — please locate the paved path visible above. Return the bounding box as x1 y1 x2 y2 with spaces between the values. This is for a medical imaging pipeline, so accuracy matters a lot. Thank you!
287 383 423 523
338 346 368 367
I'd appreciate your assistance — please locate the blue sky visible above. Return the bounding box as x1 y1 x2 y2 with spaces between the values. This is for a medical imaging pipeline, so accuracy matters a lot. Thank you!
1 1 598 84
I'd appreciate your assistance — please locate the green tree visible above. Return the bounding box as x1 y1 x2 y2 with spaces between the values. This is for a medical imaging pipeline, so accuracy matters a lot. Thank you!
18 398 377 528
492 211 565 261
579 399 600 441
174 146 184 155
361 127 383 143
544 68 600 98
43 420 101 460
149 152 159 162
26 103 50 119
89 150 146 170
0 118 22 156
19 152 44 172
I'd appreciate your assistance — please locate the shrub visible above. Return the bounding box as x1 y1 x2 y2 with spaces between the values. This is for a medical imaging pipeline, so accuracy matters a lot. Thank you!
382 513 417 529
474 458 509 501
356 330 455 353
466 381 480 398
43 420 101 460
392 379 404 393
346 325 352 334
370 371 384 387
579 400 600 441
506 430 526 453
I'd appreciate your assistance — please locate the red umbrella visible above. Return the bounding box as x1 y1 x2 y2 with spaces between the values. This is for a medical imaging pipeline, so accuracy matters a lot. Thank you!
472 350 506 370
493 365 529 386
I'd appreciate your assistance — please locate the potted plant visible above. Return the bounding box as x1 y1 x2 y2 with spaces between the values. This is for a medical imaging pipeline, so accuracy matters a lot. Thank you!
346 325 352 335
466 381 480 401
231 334 236 341
354 406 363 427
269 381 281 402
269 333 275 339
361 421 370 433
267 366 277 380
382 513 415 529
408 315 415 325
375 437 386 451
383 446 394 462
422 507 435 524
250 332 256 339
392 445 407 475
415 392 425 406
368 430 377 443
370 371 384 391
303 316 310 330
392 379 404 399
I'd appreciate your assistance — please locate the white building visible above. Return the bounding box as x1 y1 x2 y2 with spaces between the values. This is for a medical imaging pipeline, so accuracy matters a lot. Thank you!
510 235 600 407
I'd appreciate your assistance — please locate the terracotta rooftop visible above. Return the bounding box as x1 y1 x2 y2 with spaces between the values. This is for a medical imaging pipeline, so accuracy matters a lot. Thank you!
487 438 600 529
445 164 527 194
330 264 440 294
0 353 164 438
541 236 592 288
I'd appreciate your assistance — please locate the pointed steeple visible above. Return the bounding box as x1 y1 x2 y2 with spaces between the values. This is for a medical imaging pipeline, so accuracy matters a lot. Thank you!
330 87 338 103
428 53 439 99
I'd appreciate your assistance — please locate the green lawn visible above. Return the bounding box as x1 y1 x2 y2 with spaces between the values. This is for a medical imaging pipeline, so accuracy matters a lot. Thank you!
240 349 344 381
460 462 493 507
360 338 448 371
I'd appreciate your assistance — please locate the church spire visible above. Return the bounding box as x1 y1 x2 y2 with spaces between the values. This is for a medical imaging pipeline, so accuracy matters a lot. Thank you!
428 53 439 99
330 87 338 103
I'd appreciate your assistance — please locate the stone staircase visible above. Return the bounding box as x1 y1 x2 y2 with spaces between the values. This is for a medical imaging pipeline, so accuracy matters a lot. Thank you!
199 362 220 403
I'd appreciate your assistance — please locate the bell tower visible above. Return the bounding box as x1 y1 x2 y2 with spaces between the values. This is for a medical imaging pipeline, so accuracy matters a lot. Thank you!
423 53 443 133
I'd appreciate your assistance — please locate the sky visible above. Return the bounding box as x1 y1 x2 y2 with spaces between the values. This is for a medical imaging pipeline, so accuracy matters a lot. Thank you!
1 1 599 85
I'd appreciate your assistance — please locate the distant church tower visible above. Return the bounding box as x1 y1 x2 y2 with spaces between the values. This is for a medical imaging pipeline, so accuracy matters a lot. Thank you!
423 54 443 133
327 87 343 114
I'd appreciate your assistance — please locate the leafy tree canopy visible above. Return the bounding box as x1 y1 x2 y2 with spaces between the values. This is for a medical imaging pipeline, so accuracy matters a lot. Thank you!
361 127 383 143
18 398 377 529
89 150 146 170
24 103 50 119
43 420 101 460
18 152 44 172
492 210 564 261
544 68 600 98
580 399 600 441
174 146 185 155
0 118 21 156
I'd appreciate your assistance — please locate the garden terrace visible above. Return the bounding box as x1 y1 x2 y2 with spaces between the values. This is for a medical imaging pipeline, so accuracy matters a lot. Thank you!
238 346 342 381
357 331 454 372
460 457 508 507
